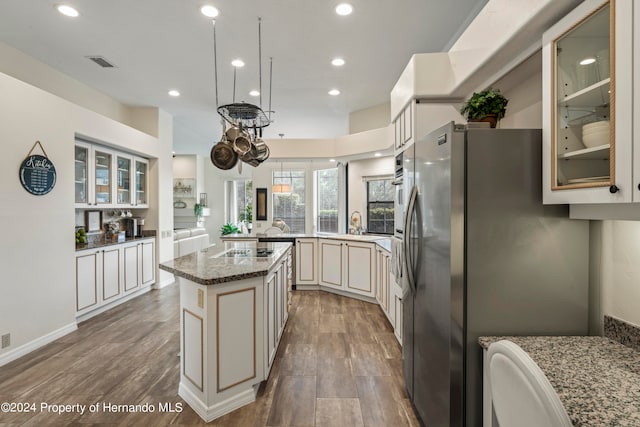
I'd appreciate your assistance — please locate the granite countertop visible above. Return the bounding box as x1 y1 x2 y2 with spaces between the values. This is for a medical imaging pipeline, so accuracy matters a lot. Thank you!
221 232 392 251
160 241 292 286
478 336 640 426
76 235 155 251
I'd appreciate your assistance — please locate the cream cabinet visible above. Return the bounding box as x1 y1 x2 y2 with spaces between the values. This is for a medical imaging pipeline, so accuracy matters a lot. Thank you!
543 0 634 204
76 246 121 315
75 140 150 209
393 282 403 345
376 247 392 323
265 255 289 374
295 238 318 285
76 238 155 318
345 241 376 298
317 238 376 298
393 101 414 152
319 240 344 289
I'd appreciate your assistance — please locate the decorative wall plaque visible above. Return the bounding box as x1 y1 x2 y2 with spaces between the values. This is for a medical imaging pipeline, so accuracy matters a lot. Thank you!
19 141 56 196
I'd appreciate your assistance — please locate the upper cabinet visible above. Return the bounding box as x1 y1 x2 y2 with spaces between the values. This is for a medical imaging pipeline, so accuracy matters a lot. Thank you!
543 0 634 204
393 101 414 152
76 139 149 208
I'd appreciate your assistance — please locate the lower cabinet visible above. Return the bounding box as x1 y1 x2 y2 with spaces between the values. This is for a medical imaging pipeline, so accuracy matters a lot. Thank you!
265 255 289 373
376 247 392 324
393 282 403 344
296 238 318 285
319 239 376 298
75 238 156 318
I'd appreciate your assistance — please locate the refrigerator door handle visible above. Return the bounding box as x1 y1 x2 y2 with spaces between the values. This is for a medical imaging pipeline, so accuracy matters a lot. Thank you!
403 185 418 295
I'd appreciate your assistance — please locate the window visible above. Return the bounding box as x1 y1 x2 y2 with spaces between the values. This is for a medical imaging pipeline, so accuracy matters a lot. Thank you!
273 169 305 233
366 178 394 235
225 180 252 224
316 168 339 233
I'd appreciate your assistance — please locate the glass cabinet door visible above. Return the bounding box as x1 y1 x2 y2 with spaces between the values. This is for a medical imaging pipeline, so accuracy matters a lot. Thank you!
94 149 112 205
135 159 147 206
75 145 89 204
553 1 613 189
116 155 131 205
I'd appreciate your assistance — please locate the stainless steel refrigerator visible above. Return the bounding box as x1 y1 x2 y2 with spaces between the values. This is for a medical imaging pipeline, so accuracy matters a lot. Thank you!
401 122 589 427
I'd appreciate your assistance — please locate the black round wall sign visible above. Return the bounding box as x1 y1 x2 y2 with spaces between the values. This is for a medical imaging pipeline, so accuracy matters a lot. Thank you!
19 154 57 195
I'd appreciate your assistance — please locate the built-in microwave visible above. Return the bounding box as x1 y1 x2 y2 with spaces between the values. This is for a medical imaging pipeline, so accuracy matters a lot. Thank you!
393 152 404 238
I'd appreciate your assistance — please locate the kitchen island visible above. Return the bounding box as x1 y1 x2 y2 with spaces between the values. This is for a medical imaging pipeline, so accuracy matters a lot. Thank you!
160 241 293 422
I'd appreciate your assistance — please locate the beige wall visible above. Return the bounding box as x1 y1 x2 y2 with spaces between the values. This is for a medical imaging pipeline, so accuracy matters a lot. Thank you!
0 70 173 364
349 103 391 134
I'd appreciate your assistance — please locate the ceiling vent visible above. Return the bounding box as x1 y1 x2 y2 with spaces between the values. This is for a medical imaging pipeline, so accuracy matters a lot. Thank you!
86 56 116 68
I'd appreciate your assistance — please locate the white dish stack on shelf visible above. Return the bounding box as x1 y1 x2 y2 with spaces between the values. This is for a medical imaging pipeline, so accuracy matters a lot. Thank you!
582 120 610 148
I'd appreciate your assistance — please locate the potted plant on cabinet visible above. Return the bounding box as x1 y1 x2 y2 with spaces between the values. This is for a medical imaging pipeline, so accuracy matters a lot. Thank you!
220 223 240 236
460 88 509 128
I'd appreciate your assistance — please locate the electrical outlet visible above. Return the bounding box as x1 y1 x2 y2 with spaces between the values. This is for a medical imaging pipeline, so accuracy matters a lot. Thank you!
1 333 10 349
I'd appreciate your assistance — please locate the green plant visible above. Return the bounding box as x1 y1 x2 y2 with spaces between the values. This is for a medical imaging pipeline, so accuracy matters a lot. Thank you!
220 223 240 235
238 205 252 223
194 203 203 219
460 88 509 120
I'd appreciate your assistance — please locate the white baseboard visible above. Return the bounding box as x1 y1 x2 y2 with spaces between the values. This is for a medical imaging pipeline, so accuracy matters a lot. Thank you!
0 322 77 367
76 286 152 323
179 382 258 422
153 276 175 289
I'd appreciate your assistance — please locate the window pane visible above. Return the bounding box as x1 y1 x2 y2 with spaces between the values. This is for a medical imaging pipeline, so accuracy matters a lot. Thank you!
317 168 338 233
273 170 305 233
236 180 253 223
366 178 394 235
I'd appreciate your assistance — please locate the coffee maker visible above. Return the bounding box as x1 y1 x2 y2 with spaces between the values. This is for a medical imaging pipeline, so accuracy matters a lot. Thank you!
125 218 144 237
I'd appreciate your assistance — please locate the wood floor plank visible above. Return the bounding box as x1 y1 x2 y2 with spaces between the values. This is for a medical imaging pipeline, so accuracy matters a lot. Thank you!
315 398 364 427
0 287 417 426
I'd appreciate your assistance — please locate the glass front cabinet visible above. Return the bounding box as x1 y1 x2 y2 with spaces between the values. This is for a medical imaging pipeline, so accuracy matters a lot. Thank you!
543 0 634 204
75 140 149 209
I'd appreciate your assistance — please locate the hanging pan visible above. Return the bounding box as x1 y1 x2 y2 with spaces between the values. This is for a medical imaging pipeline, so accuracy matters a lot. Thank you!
210 139 238 170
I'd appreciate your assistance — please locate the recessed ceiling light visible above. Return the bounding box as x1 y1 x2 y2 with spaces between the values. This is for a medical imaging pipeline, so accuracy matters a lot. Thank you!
57 5 79 17
231 59 245 67
200 5 219 18
249 90 260 97
374 152 382 157
329 159 336 162
331 58 345 66
168 90 180 97
335 3 353 16
328 89 340 96
579 57 596 65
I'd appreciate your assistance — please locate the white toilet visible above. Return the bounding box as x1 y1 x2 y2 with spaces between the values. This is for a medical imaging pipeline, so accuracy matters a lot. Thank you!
487 340 572 427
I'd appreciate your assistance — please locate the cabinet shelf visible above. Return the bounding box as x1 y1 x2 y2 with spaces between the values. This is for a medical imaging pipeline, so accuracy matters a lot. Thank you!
559 78 610 108
558 143 610 160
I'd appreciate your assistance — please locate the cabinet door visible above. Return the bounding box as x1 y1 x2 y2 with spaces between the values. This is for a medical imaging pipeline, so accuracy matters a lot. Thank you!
394 287 403 344
296 238 318 285
94 148 113 206
345 242 375 297
123 244 139 292
102 247 121 301
74 143 91 207
319 240 343 289
134 157 148 207
140 240 155 286
394 118 402 151
115 155 132 206
403 104 413 145
543 0 633 204
266 273 277 369
76 251 98 312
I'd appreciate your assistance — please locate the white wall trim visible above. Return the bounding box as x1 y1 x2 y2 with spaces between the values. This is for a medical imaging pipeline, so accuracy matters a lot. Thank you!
76 286 152 323
154 276 176 289
0 322 77 367
179 382 258 423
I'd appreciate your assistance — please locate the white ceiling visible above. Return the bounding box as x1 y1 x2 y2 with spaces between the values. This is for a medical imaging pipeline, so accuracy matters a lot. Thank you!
0 0 488 155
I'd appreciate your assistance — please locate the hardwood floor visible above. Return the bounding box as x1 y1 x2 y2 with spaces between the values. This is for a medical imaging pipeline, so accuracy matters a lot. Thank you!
0 285 420 426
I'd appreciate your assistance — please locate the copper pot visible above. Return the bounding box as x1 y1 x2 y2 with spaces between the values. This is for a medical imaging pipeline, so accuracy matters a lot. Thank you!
210 140 238 170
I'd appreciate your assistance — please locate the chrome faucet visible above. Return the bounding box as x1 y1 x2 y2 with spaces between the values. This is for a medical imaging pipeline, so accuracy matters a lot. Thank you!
350 211 363 235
